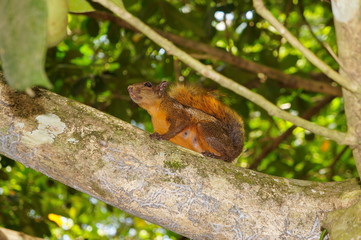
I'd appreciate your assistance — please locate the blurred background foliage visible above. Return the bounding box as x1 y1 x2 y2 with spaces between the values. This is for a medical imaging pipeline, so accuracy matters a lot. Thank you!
0 0 357 239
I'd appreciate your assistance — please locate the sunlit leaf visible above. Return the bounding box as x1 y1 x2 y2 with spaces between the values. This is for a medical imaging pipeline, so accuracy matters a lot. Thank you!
48 213 63 227
68 0 95 13
0 0 52 90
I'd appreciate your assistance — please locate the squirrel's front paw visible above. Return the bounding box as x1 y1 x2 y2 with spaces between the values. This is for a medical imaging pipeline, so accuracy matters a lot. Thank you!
150 132 164 140
202 151 221 159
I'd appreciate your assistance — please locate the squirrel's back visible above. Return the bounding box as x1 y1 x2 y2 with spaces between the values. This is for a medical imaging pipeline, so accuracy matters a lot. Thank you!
169 83 245 159
168 84 244 126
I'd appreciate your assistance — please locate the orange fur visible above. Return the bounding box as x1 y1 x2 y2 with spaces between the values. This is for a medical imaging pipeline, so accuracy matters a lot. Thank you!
169 127 221 156
128 81 244 161
168 84 244 125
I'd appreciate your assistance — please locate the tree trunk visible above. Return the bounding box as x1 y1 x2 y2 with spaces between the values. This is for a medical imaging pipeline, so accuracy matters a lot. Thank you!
319 1 361 238
332 0 361 174
0 77 360 239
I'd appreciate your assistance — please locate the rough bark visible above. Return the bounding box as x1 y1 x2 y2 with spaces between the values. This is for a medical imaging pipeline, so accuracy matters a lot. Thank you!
0 227 43 240
318 1 361 237
332 0 361 175
0 79 361 239
323 201 361 239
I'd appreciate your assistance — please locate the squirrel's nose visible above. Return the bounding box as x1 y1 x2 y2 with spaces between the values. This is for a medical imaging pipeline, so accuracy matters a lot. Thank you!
127 86 133 92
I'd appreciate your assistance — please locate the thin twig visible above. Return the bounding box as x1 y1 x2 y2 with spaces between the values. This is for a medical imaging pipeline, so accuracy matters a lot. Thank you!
298 0 337 63
298 3 344 70
327 146 349 181
92 0 355 145
173 57 182 82
222 13 232 52
253 0 359 93
250 96 334 169
323 42 343 68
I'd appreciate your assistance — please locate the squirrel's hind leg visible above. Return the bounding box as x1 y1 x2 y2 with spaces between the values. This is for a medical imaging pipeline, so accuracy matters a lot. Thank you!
197 121 240 162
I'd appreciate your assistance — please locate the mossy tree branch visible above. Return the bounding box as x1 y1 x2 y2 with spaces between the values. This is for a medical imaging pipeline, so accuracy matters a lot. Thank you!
0 79 361 239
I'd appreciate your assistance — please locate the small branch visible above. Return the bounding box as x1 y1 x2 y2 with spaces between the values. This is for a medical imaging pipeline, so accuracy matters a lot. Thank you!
173 57 182 82
92 0 356 145
77 11 342 97
327 146 349 181
297 4 345 73
323 42 343 67
253 0 359 93
250 96 334 169
298 0 338 63
222 13 232 52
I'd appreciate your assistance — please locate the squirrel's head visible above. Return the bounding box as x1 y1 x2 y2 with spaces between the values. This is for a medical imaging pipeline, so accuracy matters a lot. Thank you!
128 81 169 108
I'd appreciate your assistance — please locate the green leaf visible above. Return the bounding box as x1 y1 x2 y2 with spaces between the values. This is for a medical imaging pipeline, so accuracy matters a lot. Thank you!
68 0 124 12
280 54 299 70
159 1 205 37
86 18 100 37
107 22 121 44
0 0 52 90
67 0 95 13
215 3 235 13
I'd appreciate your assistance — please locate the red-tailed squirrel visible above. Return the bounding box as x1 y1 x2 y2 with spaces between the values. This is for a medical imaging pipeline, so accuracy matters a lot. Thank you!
127 81 244 161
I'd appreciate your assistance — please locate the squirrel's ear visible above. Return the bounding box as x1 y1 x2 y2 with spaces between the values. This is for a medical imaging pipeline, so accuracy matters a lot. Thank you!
158 81 168 95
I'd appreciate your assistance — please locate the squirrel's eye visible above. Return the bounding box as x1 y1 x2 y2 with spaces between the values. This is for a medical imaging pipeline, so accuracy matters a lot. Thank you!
144 82 152 88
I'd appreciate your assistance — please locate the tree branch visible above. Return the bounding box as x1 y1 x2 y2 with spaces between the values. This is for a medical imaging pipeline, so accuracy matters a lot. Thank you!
161 31 342 96
1 78 361 239
90 0 355 145
0 227 43 240
77 11 342 97
250 96 335 169
332 0 361 177
252 0 359 93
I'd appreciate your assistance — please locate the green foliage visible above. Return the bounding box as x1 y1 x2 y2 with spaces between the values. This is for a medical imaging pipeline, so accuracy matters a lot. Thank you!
0 0 52 90
68 0 95 13
0 0 357 238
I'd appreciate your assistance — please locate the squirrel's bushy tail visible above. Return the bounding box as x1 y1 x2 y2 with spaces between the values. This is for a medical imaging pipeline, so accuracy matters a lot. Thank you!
168 84 244 160
169 84 244 152
168 84 244 137
169 84 243 124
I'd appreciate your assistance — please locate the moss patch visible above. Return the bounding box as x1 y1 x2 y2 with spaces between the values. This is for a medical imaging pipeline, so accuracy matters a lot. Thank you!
323 201 361 239
163 160 187 172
